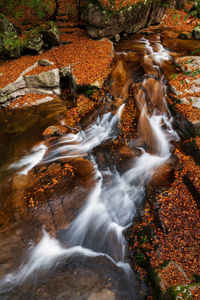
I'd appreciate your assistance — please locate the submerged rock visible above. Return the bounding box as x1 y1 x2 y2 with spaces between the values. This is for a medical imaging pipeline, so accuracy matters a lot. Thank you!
42 125 68 137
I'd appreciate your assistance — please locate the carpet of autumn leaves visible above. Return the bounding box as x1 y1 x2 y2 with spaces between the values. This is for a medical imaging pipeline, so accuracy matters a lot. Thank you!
129 147 200 297
0 29 113 87
159 6 199 32
99 0 142 11
127 3 200 298
0 0 113 109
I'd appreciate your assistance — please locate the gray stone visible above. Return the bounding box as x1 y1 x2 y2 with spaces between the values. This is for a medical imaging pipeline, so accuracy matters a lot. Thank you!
38 59 54 66
0 77 26 98
192 24 200 39
23 29 43 53
0 68 61 103
24 69 60 89
189 96 200 109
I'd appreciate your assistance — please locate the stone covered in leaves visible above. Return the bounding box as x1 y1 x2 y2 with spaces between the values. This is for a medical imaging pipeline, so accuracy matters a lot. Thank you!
43 125 68 137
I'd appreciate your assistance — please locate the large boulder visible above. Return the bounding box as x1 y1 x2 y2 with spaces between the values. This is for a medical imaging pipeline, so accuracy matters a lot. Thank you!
81 0 184 39
192 24 200 40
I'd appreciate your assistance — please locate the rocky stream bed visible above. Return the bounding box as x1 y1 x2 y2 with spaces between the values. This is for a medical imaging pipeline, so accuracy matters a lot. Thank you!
0 1 200 299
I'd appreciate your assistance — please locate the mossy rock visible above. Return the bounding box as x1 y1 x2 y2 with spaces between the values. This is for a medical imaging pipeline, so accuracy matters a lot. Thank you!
37 21 59 47
0 32 21 58
165 283 200 299
0 13 17 35
192 24 200 40
23 29 43 53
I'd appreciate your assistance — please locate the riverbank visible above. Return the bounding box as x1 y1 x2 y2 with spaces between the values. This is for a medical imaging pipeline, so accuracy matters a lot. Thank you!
127 5 200 299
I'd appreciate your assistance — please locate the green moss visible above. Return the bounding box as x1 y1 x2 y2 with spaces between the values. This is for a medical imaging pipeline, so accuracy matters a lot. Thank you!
0 31 21 58
164 284 200 300
192 274 200 283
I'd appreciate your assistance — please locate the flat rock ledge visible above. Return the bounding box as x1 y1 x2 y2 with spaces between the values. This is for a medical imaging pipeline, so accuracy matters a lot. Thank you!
81 0 184 39
0 68 61 104
0 63 98 105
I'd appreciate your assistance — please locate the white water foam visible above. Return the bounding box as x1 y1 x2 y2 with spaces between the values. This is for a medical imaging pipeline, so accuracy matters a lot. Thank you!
9 143 47 175
44 104 125 162
0 230 130 293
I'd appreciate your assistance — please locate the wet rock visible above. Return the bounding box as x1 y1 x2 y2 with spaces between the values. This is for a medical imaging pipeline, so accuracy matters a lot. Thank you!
38 59 54 66
178 31 192 40
42 125 68 137
88 289 115 300
23 29 43 53
150 163 174 191
192 24 200 39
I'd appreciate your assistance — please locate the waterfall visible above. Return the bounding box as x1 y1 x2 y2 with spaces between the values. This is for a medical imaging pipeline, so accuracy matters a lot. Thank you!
1 35 179 299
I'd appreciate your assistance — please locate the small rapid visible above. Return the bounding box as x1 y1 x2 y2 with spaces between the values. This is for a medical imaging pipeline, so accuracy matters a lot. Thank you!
0 35 179 299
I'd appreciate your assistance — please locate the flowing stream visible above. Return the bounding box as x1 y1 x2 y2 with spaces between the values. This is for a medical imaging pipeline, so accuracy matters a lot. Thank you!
0 33 183 299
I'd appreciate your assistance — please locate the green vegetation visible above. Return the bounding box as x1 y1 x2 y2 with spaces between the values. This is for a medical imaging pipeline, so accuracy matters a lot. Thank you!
0 0 54 21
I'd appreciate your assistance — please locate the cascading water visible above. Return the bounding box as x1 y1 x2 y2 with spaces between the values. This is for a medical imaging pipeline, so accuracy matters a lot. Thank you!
0 35 179 299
